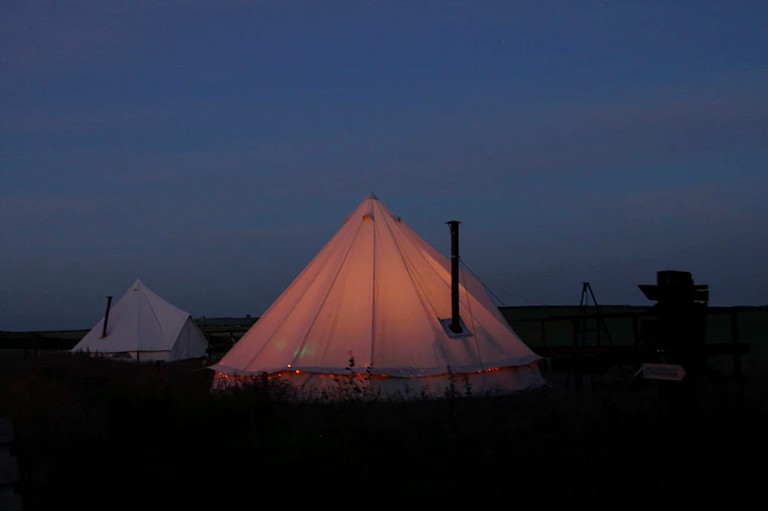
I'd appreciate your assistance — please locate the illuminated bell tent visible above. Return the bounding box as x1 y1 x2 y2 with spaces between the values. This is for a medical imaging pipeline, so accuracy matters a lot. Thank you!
210 193 545 399
71 279 209 362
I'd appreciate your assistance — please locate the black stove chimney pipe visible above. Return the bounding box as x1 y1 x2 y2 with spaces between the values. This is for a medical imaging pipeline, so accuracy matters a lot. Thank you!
101 296 113 338
447 220 462 334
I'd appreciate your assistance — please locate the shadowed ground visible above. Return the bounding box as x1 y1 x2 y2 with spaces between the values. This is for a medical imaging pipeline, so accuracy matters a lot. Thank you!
0 349 766 510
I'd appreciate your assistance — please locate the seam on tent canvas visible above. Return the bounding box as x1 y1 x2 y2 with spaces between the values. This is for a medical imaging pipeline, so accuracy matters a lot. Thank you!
459 265 487 376
457 260 535 358
376 200 454 368
143 288 166 356
379 204 440 320
134 286 143 356
287 216 367 369
370 197 378 370
239 229 351 371
396 219 457 318
237 214 365 372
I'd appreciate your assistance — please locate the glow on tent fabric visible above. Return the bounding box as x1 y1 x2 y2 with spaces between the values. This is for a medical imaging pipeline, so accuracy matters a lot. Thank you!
210 194 545 399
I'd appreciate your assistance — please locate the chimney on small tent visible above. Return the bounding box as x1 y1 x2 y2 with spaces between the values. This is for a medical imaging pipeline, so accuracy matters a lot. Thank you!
101 296 112 338
447 220 463 334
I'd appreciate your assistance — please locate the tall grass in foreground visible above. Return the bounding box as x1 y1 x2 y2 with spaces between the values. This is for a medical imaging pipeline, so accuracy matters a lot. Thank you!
0 351 766 510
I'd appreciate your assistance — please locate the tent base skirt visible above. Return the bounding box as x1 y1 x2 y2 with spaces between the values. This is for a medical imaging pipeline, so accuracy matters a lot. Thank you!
211 362 546 401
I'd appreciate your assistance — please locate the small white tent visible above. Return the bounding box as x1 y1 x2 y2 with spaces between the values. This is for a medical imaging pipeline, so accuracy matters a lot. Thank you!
71 279 209 362
210 194 545 399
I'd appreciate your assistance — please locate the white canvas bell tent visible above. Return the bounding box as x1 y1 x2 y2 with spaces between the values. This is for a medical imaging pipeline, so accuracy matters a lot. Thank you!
210 194 545 399
71 279 209 362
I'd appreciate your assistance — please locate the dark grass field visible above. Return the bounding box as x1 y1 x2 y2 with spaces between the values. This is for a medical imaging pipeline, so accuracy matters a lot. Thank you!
1 346 767 511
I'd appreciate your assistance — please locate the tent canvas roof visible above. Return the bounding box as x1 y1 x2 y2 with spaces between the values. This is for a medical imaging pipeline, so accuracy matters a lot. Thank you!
71 279 208 361
211 194 542 386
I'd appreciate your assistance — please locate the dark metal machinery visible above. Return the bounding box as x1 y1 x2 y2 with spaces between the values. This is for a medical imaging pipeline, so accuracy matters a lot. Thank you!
638 270 709 424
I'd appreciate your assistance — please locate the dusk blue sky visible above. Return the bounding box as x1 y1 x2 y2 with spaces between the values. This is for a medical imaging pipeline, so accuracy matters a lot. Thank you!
2 1 767 332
